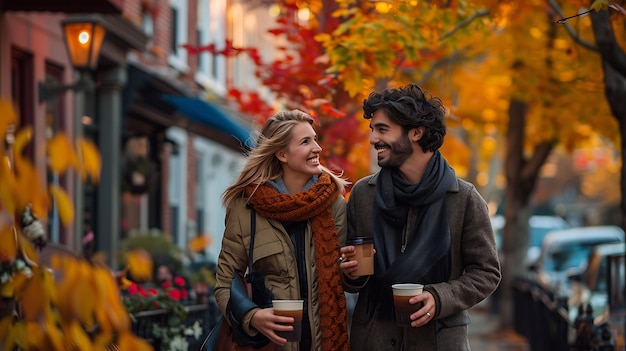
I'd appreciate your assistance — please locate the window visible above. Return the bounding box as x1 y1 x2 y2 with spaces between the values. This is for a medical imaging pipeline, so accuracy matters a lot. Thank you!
168 0 188 72
170 7 178 54
169 149 182 244
44 61 67 244
11 47 34 159
195 153 205 236
194 0 227 94
166 128 187 248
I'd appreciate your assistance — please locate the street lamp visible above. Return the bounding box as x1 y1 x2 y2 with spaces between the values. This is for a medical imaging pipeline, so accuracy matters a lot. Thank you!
39 19 106 103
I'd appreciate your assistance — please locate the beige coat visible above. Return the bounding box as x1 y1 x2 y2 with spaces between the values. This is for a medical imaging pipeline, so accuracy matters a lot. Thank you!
345 173 501 351
215 196 347 351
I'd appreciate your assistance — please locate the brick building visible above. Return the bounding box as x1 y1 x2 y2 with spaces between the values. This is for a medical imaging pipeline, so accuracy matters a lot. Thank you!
0 0 277 264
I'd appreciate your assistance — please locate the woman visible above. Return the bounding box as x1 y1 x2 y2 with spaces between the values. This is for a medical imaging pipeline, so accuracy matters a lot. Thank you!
215 110 350 351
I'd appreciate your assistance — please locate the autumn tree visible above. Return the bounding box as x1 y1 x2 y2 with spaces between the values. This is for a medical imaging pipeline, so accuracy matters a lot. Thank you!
186 0 372 182
313 0 622 329
0 98 154 350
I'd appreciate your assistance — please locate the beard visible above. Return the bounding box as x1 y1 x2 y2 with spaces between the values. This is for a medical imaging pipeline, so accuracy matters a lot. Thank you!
377 134 414 168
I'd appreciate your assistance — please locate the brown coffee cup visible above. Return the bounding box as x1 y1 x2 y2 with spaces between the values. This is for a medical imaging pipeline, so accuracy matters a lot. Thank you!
348 236 374 276
391 283 424 327
272 299 304 342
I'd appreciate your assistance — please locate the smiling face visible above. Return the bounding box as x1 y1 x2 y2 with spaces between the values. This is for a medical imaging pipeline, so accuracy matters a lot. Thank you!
369 110 414 168
276 121 323 185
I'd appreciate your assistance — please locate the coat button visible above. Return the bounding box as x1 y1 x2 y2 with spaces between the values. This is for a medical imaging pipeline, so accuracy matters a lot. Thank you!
391 339 397 346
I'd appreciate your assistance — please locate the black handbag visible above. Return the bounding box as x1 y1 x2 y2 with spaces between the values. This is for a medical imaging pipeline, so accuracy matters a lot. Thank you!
201 207 275 351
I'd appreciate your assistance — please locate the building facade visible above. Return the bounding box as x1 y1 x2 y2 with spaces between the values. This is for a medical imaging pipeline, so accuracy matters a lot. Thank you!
0 0 277 265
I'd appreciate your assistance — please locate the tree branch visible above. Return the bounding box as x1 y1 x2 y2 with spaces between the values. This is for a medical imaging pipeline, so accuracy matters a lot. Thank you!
439 9 490 41
547 0 599 51
521 141 554 182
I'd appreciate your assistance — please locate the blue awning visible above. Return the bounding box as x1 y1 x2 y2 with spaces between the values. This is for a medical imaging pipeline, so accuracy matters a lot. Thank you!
164 95 253 148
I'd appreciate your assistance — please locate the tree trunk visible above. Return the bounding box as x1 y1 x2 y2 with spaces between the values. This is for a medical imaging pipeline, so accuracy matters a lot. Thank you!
589 9 626 230
589 6 626 340
499 97 554 328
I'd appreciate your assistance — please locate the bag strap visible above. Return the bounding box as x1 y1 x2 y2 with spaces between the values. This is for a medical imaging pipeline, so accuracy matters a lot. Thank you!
246 205 256 282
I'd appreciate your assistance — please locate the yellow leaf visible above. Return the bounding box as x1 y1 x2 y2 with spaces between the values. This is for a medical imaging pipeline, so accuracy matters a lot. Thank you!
0 280 13 298
55 256 80 319
117 332 154 351
69 320 93 350
49 185 75 225
314 33 332 43
0 160 18 214
0 98 18 138
10 270 29 297
47 133 78 173
0 226 17 262
0 317 12 343
43 324 65 351
19 266 47 322
74 263 97 327
17 235 39 266
188 235 212 253
590 0 609 11
42 268 57 306
12 127 32 158
93 267 130 332
126 249 153 282
93 333 115 351
118 276 133 290
24 322 45 349
4 320 23 350
77 138 102 183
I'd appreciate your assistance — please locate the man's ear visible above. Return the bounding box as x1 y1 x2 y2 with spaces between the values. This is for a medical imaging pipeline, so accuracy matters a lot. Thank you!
410 126 424 142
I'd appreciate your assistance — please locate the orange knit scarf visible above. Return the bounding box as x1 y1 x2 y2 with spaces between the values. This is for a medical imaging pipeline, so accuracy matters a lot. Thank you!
245 173 349 351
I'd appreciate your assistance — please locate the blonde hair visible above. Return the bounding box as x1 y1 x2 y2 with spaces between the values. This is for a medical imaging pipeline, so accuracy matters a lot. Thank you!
222 110 349 208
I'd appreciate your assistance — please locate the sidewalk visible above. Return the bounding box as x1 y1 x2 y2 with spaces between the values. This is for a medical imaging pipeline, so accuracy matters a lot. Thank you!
468 305 530 351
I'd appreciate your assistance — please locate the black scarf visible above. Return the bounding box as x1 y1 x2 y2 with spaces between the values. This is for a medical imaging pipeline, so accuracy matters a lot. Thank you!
368 150 456 319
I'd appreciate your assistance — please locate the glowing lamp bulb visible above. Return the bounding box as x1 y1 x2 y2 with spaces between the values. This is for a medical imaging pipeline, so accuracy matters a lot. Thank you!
78 31 90 45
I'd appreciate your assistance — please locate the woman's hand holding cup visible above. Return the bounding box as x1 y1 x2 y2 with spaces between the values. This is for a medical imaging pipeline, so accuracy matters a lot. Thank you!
339 237 375 278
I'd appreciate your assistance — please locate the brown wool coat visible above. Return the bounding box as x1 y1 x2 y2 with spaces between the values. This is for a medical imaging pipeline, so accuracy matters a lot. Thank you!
345 173 501 351
215 196 347 351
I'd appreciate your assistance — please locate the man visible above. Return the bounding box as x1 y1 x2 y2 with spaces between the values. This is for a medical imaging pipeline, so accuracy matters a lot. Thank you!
339 83 501 350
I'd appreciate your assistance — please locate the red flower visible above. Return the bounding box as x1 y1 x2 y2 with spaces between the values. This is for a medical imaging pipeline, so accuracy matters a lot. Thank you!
174 276 185 287
138 286 148 297
181 290 188 299
148 288 158 296
128 283 139 295
168 289 182 301
162 281 171 290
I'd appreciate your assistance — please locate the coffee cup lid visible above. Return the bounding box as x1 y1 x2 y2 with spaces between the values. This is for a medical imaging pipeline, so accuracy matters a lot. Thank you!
348 236 373 245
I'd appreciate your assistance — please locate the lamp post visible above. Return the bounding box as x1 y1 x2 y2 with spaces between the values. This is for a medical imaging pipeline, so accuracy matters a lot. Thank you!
39 19 106 103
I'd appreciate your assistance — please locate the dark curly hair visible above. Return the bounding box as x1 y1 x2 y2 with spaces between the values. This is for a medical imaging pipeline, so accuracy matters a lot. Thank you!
362 83 446 152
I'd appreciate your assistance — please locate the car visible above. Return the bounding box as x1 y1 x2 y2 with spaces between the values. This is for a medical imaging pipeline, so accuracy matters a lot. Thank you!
526 215 570 265
490 214 569 264
567 242 625 323
528 225 625 296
